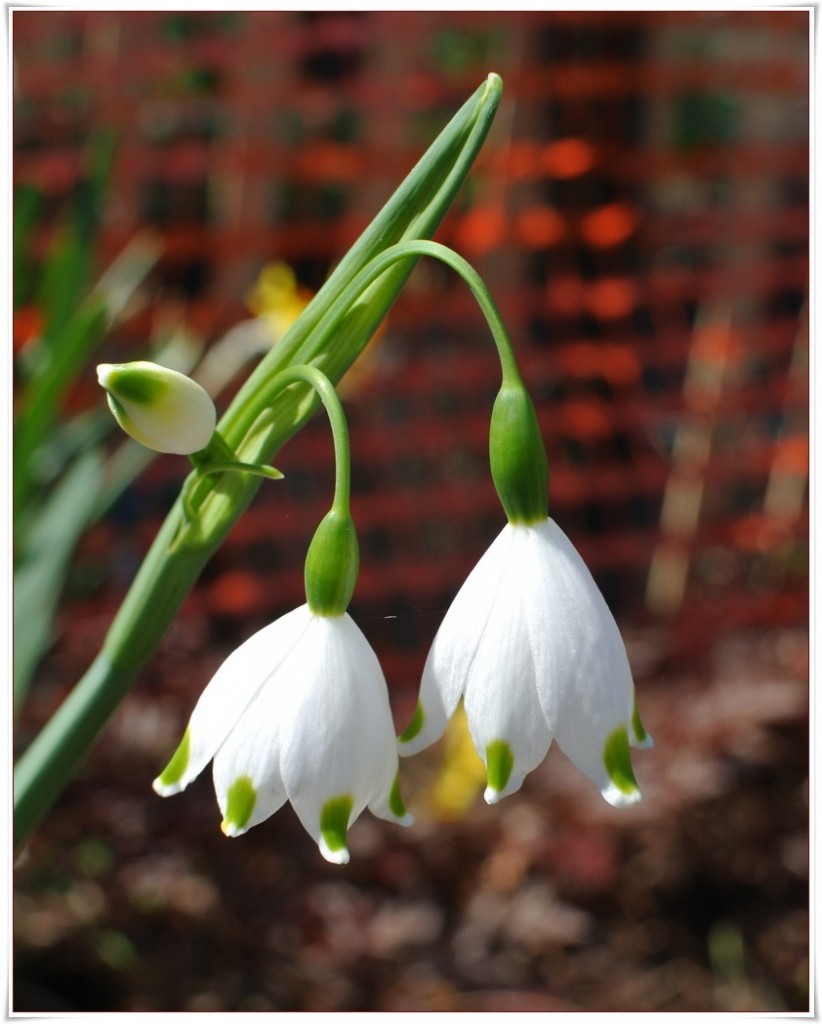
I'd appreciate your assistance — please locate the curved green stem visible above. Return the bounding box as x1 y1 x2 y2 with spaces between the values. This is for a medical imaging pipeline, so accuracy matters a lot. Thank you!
230 240 523 445
264 365 351 514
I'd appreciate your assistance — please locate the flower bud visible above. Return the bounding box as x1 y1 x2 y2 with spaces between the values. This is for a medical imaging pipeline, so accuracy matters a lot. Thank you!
489 381 549 524
97 361 216 455
304 508 359 616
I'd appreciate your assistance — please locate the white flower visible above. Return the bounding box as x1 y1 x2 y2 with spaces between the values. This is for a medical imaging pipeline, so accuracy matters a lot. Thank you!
399 517 651 806
153 604 411 864
97 361 216 455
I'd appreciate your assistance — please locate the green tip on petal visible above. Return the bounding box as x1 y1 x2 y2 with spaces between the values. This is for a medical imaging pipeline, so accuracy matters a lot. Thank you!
398 701 424 744
603 725 641 806
221 776 257 836
388 772 414 825
101 364 165 405
319 795 353 864
152 728 191 795
484 739 514 804
631 701 654 749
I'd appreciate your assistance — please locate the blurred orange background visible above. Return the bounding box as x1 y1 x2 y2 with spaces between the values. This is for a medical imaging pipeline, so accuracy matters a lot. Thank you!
13 10 809 1013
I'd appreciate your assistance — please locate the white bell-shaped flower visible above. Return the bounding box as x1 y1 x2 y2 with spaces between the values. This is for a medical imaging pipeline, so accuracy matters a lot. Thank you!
97 361 216 455
399 517 651 807
154 603 411 863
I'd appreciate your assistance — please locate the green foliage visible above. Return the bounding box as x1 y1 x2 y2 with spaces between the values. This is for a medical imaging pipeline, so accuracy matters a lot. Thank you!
13 134 163 713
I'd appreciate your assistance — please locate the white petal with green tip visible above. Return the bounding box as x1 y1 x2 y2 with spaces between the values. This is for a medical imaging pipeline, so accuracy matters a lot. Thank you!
399 525 516 757
278 614 401 859
401 517 649 807
153 605 312 797
460 526 554 802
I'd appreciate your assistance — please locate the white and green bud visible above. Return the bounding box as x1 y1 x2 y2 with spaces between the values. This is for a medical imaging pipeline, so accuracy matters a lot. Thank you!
97 361 216 455
489 381 549 525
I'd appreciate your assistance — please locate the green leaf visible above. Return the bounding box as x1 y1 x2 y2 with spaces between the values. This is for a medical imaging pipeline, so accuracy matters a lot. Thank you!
14 299 109 517
13 184 42 309
14 450 105 710
38 131 118 340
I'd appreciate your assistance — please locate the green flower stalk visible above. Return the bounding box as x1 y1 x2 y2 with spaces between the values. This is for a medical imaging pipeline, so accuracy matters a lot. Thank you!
14 73 503 847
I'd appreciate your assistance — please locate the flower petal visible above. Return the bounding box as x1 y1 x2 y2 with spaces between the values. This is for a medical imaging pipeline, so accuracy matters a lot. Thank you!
526 519 641 805
211 659 293 834
153 604 313 796
279 615 400 860
399 524 517 756
461 525 554 803
369 770 414 828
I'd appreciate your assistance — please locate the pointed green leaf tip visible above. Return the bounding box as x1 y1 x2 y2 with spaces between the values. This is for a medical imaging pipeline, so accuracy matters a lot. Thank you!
221 776 257 836
398 701 424 744
485 739 514 796
157 728 190 788
320 795 353 857
603 725 639 796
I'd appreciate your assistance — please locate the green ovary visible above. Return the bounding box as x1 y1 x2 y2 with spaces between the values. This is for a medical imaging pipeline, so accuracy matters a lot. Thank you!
157 728 191 787
603 725 639 795
485 739 514 794
320 795 353 853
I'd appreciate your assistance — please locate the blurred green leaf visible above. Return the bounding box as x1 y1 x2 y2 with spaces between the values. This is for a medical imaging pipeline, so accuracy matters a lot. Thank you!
13 184 43 309
14 298 109 517
14 450 105 710
37 132 118 345
15 232 163 518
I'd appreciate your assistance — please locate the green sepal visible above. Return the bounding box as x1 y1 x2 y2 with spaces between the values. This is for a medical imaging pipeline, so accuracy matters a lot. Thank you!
304 508 359 616
489 381 549 525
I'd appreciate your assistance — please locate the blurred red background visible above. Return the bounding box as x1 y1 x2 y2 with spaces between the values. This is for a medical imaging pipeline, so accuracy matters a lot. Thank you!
13 10 809 1013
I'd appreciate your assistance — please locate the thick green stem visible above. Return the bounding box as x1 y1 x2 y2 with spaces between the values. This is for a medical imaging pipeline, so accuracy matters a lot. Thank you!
14 652 130 843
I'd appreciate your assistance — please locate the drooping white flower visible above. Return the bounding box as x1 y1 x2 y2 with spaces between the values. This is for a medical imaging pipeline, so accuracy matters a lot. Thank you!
153 603 411 863
97 361 216 455
399 517 651 807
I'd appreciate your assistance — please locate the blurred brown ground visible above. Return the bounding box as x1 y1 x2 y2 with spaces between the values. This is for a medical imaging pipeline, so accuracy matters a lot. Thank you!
13 10 808 1012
